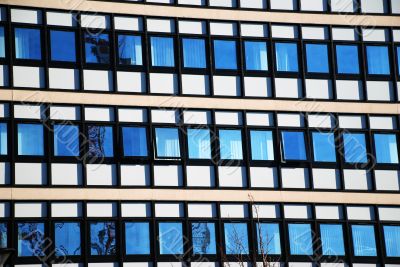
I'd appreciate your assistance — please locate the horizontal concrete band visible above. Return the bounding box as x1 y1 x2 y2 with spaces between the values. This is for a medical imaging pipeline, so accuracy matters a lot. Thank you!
5 0 400 26
2 89 400 114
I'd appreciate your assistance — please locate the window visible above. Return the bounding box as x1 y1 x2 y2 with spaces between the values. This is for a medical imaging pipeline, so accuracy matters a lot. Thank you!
54 124 80 157
275 42 298 72
320 224 345 256
343 133 367 163
150 36 175 67
288 223 313 255
250 130 274 160
0 27 5 58
118 35 142 65
374 133 399 164
182 38 206 69
84 33 110 64
224 223 249 255
281 131 307 160
125 222 150 255
0 123 6 155
214 40 237 70
87 125 114 158
383 225 400 257
397 46 400 75
336 44 360 74
158 222 183 255
192 222 217 255
187 128 211 159
0 223 6 248
312 132 336 162
17 124 44 156
89 222 116 256
54 222 81 256
17 222 45 257
14 28 41 60
122 126 148 157
256 223 281 255
50 30 76 62
219 129 243 160
244 41 268 71
366 45 390 75
155 128 181 158
351 225 377 256
305 43 329 73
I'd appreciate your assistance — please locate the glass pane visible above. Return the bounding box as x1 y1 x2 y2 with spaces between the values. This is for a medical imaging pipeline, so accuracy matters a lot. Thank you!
397 47 400 75
384 225 400 257
84 33 110 64
366 46 390 75
15 28 41 60
281 131 307 160
343 133 367 163
18 124 44 156
374 133 399 164
320 224 345 256
155 128 181 158
122 127 148 157
89 222 116 256
219 129 243 160
151 36 175 67
0 123 7 155
214 40 237 70
244 41 268 71
17 222 45 257
54 222 81 256
250 130 274 160
192 222 216 254
275 42 298 72
224 223 249 255
0 223 6 248
306 43 329 73
336 45 359 74
187 128 211 159
54 124 80 157
351 225 377 256
256 223 281 255
88 125 114 157
182 38 206 68
312 132 336 162
0 27 5 58
288 223 313 255
158 222 183 255
118 35 142 65
125 222 150 255
50 30 76 62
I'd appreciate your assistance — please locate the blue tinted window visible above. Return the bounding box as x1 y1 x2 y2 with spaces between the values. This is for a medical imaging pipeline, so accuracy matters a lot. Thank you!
306 43 329 73
88 125 114 157
352 225 377 256
187 128 211 159
244 41 268 71
50 30 76 62
374 134 399 164
90 222 116 256
281 131 307 160
192 222 216 255
15 28 41 60
214 40 237 70
275 42 298 72
312 132 336 162
320 224 345 256
54 124 80 157
125 222 150 255
122 127 148 157
219 129 243 160
118 35 142 65
159 222 183 255
257 223 281 255
366 46 390 75
397 47 400 75
250 130 274 160
17 222 45 257
182 38 206 68
288 223 313 255
0 123 7 155
84 33 110 64
343 133 367 163
336 45 360 74
384 225 400 257
18 124 44 156
224 223 249 255
54 222 81 256
151 37 174 67
0 27 5 58
0 223 6 248
155 128 181 158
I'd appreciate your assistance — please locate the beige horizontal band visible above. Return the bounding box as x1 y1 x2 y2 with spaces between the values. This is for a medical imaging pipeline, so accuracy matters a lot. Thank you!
2 89 400 114
5 0 400 27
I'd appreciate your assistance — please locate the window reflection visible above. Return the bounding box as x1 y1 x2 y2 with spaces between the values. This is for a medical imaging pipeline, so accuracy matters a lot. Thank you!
192 222 216 255
54 222 81 256
15 28 41 60
158 222 183 255
0 223 6 248
88 125 114 158
90 222 116 256
118 35 142 65
125 222 150 255
84 33 110 64
17 222 45 257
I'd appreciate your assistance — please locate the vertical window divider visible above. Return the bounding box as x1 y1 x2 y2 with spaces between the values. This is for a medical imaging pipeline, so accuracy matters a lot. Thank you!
148 107 155 188
6 6 14 89
110 14 118 94
329 25 339 101
143 16 150 95
237 20 245 98
358 26 369 102
206 19 214 97
77 13 84 92
298 25 307 99
268 22 277 99
242 110 251 189
175 18 183 96
211 110 220 188
390 27 399 102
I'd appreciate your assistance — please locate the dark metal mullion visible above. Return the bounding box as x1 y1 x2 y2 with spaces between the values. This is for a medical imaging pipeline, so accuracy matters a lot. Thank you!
269 22 277 99
390 29 400 102
6 6 13 89
359 26 369 101
329 25 339 100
